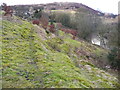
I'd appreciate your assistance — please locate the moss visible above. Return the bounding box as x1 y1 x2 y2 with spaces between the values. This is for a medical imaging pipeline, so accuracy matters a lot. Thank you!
59 43 71 54
80 61 95 67
64 38 81 47
45 37 64 52
59 30 65 36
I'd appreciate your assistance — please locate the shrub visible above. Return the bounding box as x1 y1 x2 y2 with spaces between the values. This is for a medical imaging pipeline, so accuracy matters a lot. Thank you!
61 29 77 39
48 24 55 33
32 20 40 25
2 3 13 16
108 47 120 70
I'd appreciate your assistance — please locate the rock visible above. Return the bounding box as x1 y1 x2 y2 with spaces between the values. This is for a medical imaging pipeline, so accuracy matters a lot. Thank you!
84 65 92 71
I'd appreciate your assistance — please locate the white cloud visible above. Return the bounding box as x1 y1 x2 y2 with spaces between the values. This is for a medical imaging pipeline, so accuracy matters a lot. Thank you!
0 0 119 14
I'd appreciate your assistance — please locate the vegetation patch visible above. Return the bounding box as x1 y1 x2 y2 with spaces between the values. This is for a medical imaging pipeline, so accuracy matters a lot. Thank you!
1 16 120 88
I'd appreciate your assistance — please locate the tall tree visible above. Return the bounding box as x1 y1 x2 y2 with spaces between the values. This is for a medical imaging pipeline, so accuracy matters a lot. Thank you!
55 13 70 27
75 9 102 42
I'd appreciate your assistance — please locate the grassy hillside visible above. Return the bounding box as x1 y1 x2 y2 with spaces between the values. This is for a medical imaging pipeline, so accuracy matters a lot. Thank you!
1 16 120 88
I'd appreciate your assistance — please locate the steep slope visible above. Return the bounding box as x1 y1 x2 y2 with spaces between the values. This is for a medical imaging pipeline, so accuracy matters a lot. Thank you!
1 16 120 88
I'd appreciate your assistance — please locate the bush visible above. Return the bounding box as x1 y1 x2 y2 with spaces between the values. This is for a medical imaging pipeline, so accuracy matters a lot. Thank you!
2 3 13 16
108 47 120 69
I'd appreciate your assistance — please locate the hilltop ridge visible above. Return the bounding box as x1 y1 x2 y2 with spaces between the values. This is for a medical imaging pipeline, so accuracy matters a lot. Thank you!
10 2 117 17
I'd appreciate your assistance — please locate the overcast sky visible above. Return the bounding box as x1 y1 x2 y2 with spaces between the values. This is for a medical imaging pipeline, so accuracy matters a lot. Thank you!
0 0 119 14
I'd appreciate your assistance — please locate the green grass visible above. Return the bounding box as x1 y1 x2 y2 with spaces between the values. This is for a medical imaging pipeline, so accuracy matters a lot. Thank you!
1 16 120 88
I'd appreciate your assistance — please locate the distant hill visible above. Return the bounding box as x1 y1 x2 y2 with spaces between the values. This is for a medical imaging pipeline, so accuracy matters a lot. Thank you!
10 2 118 18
